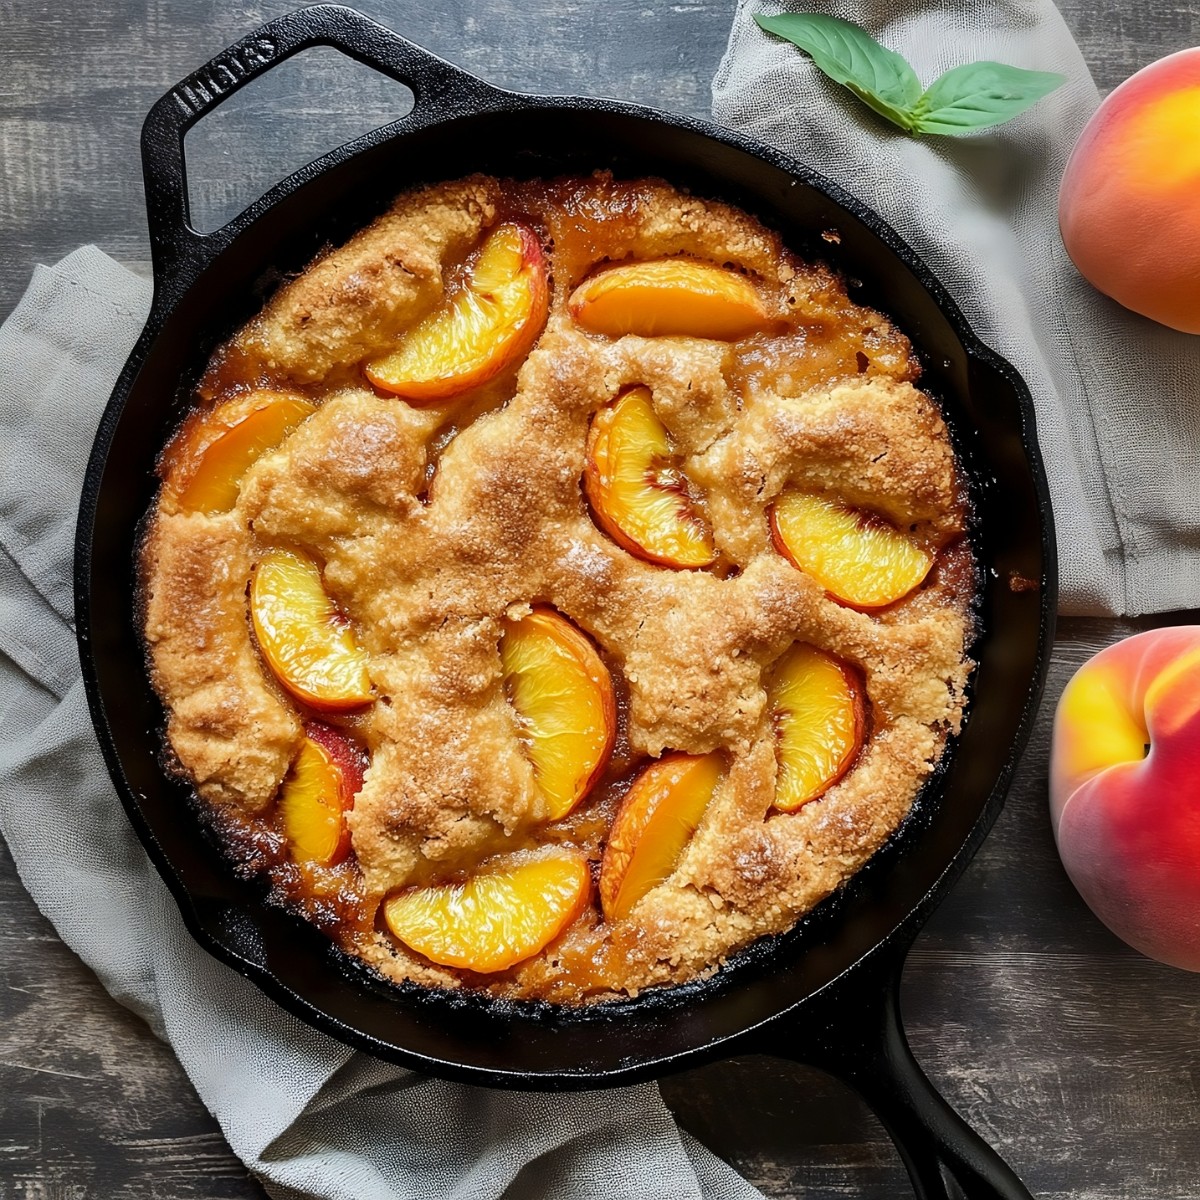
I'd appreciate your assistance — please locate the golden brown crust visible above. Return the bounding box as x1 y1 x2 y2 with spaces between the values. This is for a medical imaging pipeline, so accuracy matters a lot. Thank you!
141 172 975 1002
142 512 303 811
225 177 502 386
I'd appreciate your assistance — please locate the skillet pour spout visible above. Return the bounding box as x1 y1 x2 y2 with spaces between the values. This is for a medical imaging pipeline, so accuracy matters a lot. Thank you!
75 6 1054 1198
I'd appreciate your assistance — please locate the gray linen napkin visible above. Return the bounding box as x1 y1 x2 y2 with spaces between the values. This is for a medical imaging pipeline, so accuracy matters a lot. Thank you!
0 246 765 1200
714 0 1200 617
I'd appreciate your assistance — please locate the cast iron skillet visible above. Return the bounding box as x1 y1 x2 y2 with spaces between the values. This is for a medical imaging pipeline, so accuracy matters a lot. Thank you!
76 6 1056 1197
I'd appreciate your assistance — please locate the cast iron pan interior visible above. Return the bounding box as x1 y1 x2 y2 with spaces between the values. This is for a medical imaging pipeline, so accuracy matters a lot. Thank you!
77 3 1055 1109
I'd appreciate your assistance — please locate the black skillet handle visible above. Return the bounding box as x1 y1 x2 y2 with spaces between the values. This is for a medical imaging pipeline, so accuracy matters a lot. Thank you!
748 942 1032 1200
140 4 503 294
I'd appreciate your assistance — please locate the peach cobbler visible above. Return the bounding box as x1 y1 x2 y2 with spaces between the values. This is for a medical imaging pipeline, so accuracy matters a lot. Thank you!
140 173 976 1003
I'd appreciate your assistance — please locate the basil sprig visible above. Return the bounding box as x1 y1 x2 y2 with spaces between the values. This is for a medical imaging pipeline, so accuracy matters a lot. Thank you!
755 12 1066 136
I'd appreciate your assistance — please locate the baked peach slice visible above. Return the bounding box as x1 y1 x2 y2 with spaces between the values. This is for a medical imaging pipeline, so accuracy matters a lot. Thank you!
600 751 724 922
172 392 315 515
769 489 933 610
568 258 767 339
584 386 715 568
501 608 616 820
365 221 549 403
382 852 591 973
768 643 866 812
278 722 367 866
250 547 373 710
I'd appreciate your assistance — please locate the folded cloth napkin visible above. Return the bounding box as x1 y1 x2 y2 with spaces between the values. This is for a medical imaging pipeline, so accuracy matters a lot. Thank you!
714 0 1200 617
0 246 765 1200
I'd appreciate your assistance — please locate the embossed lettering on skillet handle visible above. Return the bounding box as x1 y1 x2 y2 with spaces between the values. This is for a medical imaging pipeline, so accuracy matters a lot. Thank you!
139 4 508 296
167 34 282 121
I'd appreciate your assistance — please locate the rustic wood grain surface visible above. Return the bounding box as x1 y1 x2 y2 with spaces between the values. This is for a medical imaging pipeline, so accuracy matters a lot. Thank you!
3 2 1199 1198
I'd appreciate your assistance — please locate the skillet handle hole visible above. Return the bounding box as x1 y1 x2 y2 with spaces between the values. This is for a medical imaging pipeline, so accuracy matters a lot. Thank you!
182 46 414 235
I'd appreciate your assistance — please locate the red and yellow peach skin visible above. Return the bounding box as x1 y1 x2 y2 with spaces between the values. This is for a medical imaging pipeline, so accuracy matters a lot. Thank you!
1049 626 1200 971
1058 48 1200 334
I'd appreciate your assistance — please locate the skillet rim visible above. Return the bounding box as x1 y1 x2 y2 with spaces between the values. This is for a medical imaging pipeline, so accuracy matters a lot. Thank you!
75 48 1058 1089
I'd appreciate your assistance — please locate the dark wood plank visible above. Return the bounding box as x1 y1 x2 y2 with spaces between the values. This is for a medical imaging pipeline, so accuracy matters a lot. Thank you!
4 2 1200 1197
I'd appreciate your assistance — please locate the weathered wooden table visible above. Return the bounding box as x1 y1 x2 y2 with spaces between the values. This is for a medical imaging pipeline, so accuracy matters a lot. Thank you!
3 2 1198 1197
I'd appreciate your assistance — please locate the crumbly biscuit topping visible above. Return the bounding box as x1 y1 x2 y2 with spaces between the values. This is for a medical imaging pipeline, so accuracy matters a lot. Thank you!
141 173 974 1002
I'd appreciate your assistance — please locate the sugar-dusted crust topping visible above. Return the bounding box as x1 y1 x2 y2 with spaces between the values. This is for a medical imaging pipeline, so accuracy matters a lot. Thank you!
140 173 975 1003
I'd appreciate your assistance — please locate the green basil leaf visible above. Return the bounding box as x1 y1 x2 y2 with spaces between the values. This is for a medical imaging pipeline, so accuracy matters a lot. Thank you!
754 12 922 132
912 61 1067 134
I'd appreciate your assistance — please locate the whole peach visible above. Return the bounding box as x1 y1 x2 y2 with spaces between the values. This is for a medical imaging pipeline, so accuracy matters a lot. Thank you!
1058 48 1200 334
1050 626 1200 970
